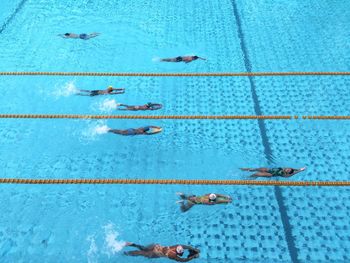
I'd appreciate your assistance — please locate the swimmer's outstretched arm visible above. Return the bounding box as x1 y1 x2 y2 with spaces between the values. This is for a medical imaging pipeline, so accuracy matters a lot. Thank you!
110 88 125 94
215 194 232 203
288 167 307 177
172 248 199 262
173 256 197 262
216 198 232 204
197 57 206 60
143 126 161 135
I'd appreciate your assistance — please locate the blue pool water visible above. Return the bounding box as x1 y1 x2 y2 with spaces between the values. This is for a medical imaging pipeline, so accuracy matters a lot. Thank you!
0 0 349 262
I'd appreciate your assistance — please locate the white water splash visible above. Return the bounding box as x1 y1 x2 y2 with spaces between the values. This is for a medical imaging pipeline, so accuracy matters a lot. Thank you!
104 223 126 257
53 81 79 97
95 125 110 134
99 99 119 113
87 236 98 263
81 121 110 141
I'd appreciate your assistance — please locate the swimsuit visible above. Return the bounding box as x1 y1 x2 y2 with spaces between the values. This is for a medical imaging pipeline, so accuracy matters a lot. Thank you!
142 126 150 132
153 244 166 257
125 127 150 135
89 90 100 96
126 129 137 135
175 56 183 62
79 33 88 39
188 196 207 204
268 168 285 177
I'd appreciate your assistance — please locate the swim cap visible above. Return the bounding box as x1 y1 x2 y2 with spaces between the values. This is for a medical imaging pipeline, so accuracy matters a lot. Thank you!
107 86 113 91
176 246 184 254
209 193 217 201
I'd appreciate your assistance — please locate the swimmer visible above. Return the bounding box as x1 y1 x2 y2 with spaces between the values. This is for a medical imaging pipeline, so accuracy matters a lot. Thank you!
116 103 162 111
240 167 307 178
176 193 232 212
160 56 206 63
77 86 125 96
58 32 100 40
108 126 162 136
124 242 200 262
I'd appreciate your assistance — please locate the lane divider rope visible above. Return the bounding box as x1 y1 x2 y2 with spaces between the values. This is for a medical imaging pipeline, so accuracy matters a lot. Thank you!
0 114 292 119
0 72 349 77
1 115 350 120
0 178 349 186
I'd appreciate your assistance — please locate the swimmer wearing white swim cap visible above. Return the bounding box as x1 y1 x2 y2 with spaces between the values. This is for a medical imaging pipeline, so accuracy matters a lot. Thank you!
176 192 232 212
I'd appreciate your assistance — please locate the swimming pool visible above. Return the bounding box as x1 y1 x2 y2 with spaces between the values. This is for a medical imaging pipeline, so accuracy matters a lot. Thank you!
0 0 349 262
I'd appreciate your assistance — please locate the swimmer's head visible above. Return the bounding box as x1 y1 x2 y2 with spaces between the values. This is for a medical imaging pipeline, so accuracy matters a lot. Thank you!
209 193 217 201
107 86 113 92
193 56 199 59
285 168 294 174
176 246 184 256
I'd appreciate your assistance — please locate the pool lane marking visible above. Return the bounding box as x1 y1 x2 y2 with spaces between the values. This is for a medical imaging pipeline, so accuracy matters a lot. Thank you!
0 0 28 34
0 178 349 185
0 72 349 76
230 0 300 262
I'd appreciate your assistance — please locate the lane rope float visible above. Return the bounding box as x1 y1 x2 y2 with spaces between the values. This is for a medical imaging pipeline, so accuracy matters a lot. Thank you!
0 72 349 77
1 114 350 120
0 178 349 186
0 114 292 119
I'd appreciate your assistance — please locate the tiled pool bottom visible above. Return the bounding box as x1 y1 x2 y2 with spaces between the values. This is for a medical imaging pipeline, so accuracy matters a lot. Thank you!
0 184 349 263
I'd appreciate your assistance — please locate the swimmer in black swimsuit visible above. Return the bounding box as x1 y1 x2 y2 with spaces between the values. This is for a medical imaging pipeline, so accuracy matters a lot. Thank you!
108 126 162 136
58 32 100 40
160 55 206 63
176 193 232 212
77 86 124 96
116 103 162 111
124 242 200 262
240 167 307 178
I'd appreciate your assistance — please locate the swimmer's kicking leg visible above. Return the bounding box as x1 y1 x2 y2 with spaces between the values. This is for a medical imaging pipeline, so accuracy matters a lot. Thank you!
125 242 147 250
124 243 154 256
